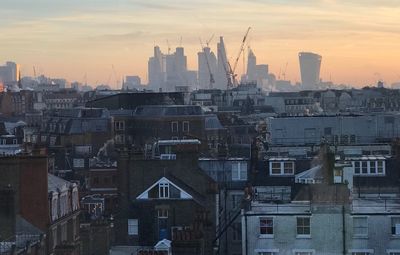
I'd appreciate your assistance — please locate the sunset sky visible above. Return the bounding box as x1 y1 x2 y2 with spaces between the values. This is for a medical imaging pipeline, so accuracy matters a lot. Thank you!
1 0 400 88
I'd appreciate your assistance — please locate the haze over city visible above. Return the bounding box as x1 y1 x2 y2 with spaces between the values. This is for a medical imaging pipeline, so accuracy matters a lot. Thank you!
1 0 400 88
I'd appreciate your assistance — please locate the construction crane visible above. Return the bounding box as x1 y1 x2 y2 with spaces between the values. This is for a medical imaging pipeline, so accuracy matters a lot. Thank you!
32 66 37 79
111 64 120 88
206 34 214 47
227 27 251 89
282 62 288 80
199 37 215 89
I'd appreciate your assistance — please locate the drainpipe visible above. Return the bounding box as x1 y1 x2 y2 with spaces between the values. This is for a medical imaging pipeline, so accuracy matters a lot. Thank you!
342 205 346 255
244 212 248 255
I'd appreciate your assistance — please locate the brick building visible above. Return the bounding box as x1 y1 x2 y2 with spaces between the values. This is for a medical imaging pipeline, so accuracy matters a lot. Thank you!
116 140 218 255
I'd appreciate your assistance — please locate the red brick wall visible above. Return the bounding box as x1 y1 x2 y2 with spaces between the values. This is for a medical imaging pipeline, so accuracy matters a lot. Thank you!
19 156 50 232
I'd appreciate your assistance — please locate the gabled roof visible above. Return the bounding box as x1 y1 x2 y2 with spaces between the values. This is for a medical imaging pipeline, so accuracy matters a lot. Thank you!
136 177 193 200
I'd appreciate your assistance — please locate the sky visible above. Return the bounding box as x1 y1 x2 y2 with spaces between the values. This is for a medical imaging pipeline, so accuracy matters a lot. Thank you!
1 0 400 88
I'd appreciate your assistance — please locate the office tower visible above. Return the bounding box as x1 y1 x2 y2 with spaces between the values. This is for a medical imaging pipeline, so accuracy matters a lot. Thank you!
148 46 165 90
246 48 257 82
124 75 141 90
216 36 228 89
299 52 322 90
0 61 20 83
198 47 217 89
164 47 188 91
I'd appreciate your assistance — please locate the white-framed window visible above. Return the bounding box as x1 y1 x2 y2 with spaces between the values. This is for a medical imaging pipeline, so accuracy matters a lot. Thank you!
128 219 138 235
182 121 189 133
294 252 313 255
292 249 315 255
159 182 169 198
157 208 169 218
296 217 311 237
350 250 373 255
387 251 400 255
231 162 247 181
269 161 295 176
353 160 385 176
114 121 125 131
259 217 274 237
255 249 279 255
171 121 178 132
353 217 368 237
391 217 400 236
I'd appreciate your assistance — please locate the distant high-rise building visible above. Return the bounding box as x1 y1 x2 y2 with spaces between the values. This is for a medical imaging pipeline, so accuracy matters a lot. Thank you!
124 75 142 90
165 47 188 91
246 48 257 82
148 46 165 90
198 47 217 89
216 36 229 89
299 52 322 90
0 61 20 84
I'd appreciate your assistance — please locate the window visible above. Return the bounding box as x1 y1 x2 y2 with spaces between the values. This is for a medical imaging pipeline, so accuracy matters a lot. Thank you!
354 161 360 174
350 135 356 144
269 161 295 175
171 121 178 132
259 217 273 236
284 162 294 174
361 161 368 174
353 217 368 237
52 227 58 248
297 217 311 236
351 252 372 255
295 252 313 255
391 217 400 235
232 222 241 241
377 161 384 174
182 121 189 133
128 219 138 235
159 182 169 198
388 252 400 255
369 161 376 174
353 160 385 176
231 162 247 181
157 208 169 218
114 121 125 131
231 194 242 209
258 252 277 255
271 162 281 175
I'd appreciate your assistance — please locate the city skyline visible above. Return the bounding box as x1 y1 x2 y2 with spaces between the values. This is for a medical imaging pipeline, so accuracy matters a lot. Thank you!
1 0 400 88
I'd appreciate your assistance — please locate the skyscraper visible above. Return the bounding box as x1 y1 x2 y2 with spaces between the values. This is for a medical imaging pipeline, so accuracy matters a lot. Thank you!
298 52 322 90
246 48 257 83
148 46 165 90
0 61 20 84
198 47 217 89
165 47 188 91
216 36 228 89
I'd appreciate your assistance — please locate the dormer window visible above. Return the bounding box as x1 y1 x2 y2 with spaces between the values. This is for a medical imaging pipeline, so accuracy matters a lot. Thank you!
269 158 295 176
137 177 193 200
351 157 385 176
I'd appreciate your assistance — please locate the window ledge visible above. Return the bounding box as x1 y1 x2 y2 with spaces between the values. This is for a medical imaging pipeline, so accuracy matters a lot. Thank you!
296 235 311 239
390 235 400 239
259 234 274 239
353 235 368 239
